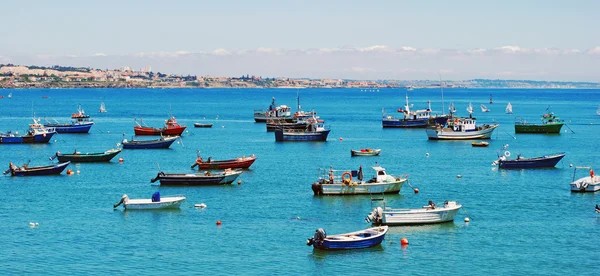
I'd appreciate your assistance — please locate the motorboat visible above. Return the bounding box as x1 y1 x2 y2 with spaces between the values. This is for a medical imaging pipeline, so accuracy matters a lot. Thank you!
311 165 407 195
306 226 388 250
113 192 186 210
366 200 462 226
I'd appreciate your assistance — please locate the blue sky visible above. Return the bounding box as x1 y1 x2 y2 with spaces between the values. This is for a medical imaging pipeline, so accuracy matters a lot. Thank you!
1 0 599 80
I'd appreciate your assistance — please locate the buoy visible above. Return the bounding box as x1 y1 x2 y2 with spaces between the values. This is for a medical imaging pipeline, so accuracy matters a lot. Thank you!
107 131 110 134
296 217 301 220
222 125 225 128
569 164 573 167
400 237 409 245
464 217 470 222
76 170 80 174
414 188 419 194
426 153 430 157
118 157 124 163
339 137 343 141
237 180 242 185
216 220 222 225
66 169 72 175
29 222 35 227
195 203 207 208
457 175 462 178
35 222 39 226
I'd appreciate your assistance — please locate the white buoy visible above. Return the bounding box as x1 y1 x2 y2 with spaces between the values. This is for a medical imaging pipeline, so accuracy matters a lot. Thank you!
76 170 80 174
29 222 35 227
457 175 462 178
222 125 225 128
464 217 470 222
35 222 39 226
569 164 573 167
426 153 430 157
296 217 301 220
107 131 110 134
195 203 207 208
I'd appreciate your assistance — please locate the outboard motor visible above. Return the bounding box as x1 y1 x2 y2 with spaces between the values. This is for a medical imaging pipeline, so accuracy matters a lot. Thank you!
151 172 165 183
307 228 327 246
366 207 383 225
113 194 129 208
311 182 323 196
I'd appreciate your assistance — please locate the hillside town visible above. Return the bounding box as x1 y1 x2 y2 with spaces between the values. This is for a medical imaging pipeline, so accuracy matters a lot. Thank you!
0 64 598 89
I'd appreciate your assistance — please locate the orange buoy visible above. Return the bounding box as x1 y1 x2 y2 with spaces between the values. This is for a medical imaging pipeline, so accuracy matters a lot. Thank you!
118 157 124 163
216 220 222 226
339 137 343 141
66 169 72 175
400 237 409 245
237 180 242 185
414 188 419 194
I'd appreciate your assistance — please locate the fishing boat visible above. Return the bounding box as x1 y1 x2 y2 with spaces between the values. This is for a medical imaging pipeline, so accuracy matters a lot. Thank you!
426 116 499 140
150 169 243 186
514 112 564 133
44 105 94 133
366 200 462 226
480 104 490 112
5 161 70 176
0 118 55 144
382 92 448 128
134 115 186 136
253 97 292 122
99 102 107 113
121 136 178 149
492 151 566 168
506 102 513 114
53 149 122 162
471 141 489 147
71 104 90 119
266 118 310 132
350 148 381 156
113 192 186 210
311 165 407 195
191 154 257 170
193 123 213 128
274 117 330 141
570 166 600 193
306 226 388 250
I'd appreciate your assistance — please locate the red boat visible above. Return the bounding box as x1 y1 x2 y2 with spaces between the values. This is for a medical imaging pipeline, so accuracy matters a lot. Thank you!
191 154 257 170
134 116 187 136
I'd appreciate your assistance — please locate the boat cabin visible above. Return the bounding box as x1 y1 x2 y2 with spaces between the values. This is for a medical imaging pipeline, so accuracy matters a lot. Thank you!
447 117 477 132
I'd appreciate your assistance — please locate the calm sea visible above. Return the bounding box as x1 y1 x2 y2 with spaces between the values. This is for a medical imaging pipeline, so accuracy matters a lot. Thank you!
0 88 599 275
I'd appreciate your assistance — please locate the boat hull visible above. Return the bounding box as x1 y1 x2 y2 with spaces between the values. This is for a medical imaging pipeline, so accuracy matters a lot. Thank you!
134 126 186 136
274 129 330 141
514 123 564 134
314 180 405 195
382 116 447 128
195 157 256 170
351 149 381 156
499 153 565 169
56 149 121 162
377 206 461 225
0 132 55 144
426 124 499 140
10 162 70 176
122 137 177 149
312 226 388 250
193 123 213 128
44 122 94 133
155 171 242 186
124 197 186 210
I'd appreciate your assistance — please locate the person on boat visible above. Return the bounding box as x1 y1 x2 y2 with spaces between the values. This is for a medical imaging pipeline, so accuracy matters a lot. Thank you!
207 157 212 163
517 154 521 160
196 156 203 164
329 167 334 183
428 200 436 209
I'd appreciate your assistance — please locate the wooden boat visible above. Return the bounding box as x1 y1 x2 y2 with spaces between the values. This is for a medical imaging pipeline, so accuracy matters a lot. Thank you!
150 169 243 186
193 123 213 128
253 97 292 122
54 149 122 162
382 93 448 128
570 166 600 193
191 154 257 170
5 161 70 176
514 112 564 134
471 141 489 147
426 116 499 140
306 226 388 250
134 116 186 136
274 118 330 141
113 193 186 210
493 151 566 169
366 200 462 226
122 136 178 149
311 165 407 196
0 118 56 144
351 148 381 156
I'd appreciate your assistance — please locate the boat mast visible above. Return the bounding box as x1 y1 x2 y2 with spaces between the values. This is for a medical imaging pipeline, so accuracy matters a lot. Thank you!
440 73 445 115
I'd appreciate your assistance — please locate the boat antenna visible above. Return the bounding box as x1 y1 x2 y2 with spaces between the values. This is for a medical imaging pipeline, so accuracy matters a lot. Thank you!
439 73 445 115
156 162 161 172
297 89 300 111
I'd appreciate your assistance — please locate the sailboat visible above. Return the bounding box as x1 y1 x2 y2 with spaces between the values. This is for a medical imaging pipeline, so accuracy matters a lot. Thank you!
99 102 107 113
8 92 12 99
480 104 490 112
448 102 456 115
506 102 513 114
467 103 474 115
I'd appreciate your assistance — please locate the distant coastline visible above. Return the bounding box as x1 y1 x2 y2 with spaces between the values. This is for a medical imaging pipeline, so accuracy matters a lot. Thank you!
1 64 598 89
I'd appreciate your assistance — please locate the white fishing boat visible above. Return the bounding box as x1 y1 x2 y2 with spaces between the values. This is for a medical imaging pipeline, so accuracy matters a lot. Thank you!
426 117 499 140
366 200 462 225
350 148 381 156
570 166 600 193
480 104 490 112
99 102 107 113
506 102 513 114
113 193 186 210
311 165 407 195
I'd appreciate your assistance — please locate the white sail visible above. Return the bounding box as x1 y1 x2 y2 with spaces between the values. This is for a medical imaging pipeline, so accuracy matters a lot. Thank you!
480 104 490 112
596 105 600 116
467 103 474 114
99 102 107 113
448 102 456 114
8 92 12 98
506 102 513 114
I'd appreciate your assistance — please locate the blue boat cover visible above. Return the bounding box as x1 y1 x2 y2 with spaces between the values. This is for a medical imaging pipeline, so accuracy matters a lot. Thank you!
152 192 160 202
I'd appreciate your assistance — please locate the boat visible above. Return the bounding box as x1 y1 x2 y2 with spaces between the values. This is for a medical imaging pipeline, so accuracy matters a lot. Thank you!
448 102 456 115
253 97 292 122
426 116 499 140
193 123 213 128
274 118 330 141
53 149 122 162
113 192 186 210
71 104 90 119
350 148 381 156
5 161 70 176
266 118 310 132
514 112 564 134
306 226 388 250
44 105 95 133
471 141 489 147
366 200 462 226
311 165 407 195
570 166 600 193
382 92 448 128
121 136 179 149
99 102 107 113
8 92 12 98
480 104 490 112
134 115 186 136
492 151 566 168
191 154 257 170
506 102 513 114
0 118 56 144
150 169 243 186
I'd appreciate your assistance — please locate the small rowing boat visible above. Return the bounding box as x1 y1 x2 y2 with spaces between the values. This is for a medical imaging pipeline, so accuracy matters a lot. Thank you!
306 226 388 250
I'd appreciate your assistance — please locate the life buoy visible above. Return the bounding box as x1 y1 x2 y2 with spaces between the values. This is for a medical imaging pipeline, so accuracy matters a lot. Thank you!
504 151 511 157
341 172 352 185
590 169 595 178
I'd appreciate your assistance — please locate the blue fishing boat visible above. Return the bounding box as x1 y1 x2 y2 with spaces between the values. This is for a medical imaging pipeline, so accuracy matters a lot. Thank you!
0 118 55 144
274 118 330 141
306 226 388 250
5 161 70 176
44 105 94 133
493 151 566 169
121 136 178 149
382 92 448 128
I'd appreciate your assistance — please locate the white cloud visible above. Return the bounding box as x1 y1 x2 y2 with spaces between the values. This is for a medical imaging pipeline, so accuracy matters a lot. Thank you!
93 53 107 57
357 45 390 52
399 46 417 52
468 48 486 55
497 45 527 53
212 48 231 56
588 47 600 55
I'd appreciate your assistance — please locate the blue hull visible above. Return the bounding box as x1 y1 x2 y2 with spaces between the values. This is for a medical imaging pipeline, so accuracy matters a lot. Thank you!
0 132 54 143
122 139 177 149
45 122 93 133
382 116 448 128
316 234 385 250
499 153 565 169
274 130 330 141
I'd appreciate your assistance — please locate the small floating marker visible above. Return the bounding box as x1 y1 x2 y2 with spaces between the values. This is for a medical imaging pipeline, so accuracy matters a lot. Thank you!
54 139 57 143
118 157 124 163
29 222 35 227
237 180 242 185
426 153 430 157
414 188 419 194
464 217 470 222
216 220 222 226
66 169 73 175
195 203 207 208
107 131 110 134
296 216 301 220
222 125 225 128
457 175 462 178
35 222 39 226
400 237 409 245
76 170 80 174
339 137 343 141
569 164 573 167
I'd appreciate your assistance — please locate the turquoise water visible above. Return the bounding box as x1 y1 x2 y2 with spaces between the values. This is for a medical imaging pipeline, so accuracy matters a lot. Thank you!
0 88 599 275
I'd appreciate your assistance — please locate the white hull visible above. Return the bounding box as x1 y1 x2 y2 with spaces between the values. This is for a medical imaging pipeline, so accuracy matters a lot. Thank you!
570 176 600 192
124 196 186 210
219 170 243 184
351 149 381 156
321 180 405 195
426 124 498 140
379 205 461 225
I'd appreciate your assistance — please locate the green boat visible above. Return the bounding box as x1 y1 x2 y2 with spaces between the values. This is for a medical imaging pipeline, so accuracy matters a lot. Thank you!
55 149 122 162
514 112 564 134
